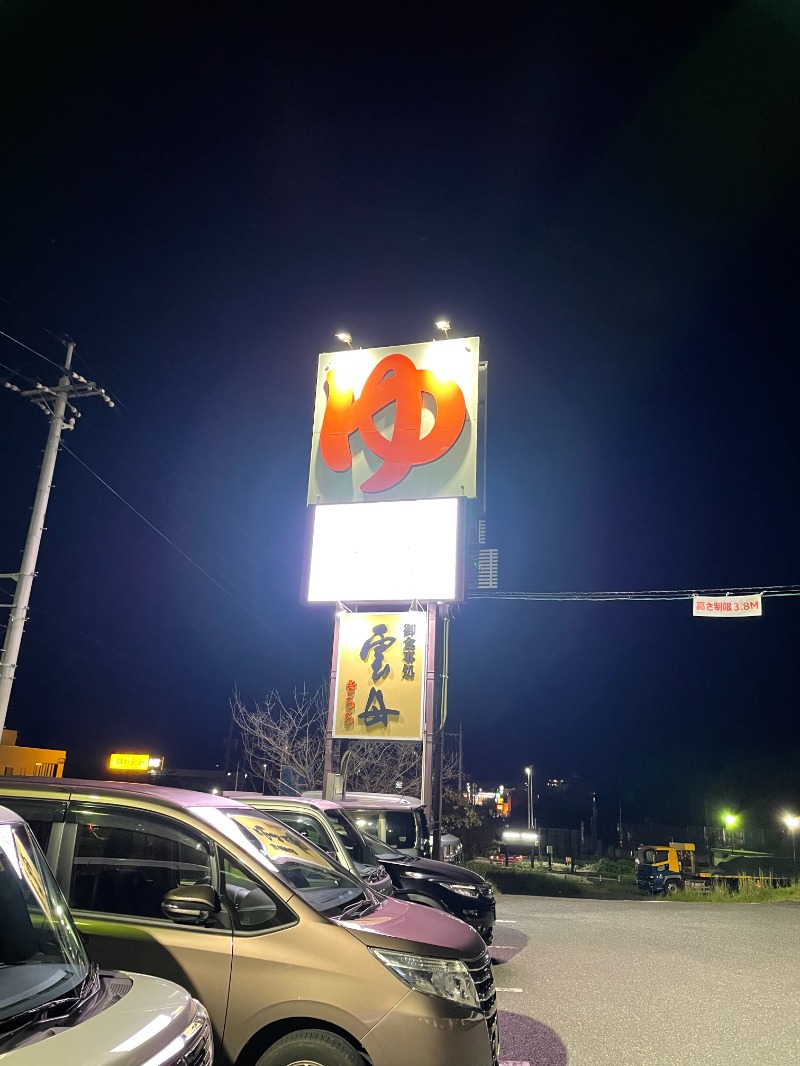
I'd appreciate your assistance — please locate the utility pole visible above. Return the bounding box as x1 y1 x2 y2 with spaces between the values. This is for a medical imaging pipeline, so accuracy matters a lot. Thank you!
0 338 113 738
458 722 463 793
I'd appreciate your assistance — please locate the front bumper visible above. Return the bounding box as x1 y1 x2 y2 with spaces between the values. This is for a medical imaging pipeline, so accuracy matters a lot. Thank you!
365 989 497 1066
450 897 496 944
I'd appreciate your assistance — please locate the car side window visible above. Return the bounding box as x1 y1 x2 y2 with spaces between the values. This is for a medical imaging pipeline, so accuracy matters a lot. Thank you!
0 798 65 853
67 806 212 920
384 812 415 849
220 852 294 932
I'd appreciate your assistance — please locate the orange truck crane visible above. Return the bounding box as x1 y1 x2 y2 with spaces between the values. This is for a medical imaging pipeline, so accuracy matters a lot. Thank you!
634 842 721 894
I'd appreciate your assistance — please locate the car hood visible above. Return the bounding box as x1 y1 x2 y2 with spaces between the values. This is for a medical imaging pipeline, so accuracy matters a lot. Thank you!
385 855 487 885
4 972 205 1066
339 894 484 958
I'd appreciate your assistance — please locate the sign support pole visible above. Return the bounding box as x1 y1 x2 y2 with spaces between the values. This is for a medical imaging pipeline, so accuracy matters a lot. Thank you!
322 611 341 800
421 602 439 855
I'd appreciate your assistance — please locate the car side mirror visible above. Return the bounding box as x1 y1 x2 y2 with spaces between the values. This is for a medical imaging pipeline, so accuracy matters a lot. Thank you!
161 883 220 924
230 886 278 928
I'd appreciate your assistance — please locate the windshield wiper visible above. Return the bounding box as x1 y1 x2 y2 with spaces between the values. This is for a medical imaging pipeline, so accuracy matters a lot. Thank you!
338 895 378 921
0 964 96 1048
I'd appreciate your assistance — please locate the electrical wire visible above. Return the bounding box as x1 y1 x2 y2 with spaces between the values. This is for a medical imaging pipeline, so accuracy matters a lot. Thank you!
0 329 64 372
59 442 275 633
467 586 800 602
0 295 63 342
0 358 41 388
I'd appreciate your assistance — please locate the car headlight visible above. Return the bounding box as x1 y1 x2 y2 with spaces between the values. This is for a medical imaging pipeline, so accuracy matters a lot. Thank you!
443 882 480 898
369 947 480 1009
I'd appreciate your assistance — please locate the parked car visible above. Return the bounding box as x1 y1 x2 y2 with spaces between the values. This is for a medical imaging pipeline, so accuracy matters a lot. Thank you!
440 831 464 864
0 804 212 1065
224 792 394 895
359 828 495 944
229 793 495 943
305 791 438 857
0 779 499 1066
327 792 465 864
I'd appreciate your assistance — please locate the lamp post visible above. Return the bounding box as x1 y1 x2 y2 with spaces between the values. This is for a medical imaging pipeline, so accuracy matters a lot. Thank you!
524 767 533 831
784 815 799 880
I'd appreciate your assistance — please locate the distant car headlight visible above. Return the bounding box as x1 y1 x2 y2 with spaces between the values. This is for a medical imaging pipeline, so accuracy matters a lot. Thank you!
443 882 481 898
369 948 480 1009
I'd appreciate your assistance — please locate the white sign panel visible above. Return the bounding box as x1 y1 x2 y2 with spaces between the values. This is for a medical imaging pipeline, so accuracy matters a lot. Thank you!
692 594 762 617
306 498 462 603
308 337 480 504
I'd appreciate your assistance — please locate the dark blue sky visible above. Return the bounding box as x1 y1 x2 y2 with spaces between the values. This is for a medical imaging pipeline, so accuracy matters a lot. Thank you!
1 2 798 826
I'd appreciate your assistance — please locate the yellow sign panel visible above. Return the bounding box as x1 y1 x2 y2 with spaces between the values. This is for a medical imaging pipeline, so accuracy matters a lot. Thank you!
232 814 336 871
333 611 426 740
108 753 152 772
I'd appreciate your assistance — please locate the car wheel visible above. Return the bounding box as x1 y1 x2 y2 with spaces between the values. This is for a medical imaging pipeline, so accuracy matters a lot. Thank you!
664 880 681 896
255 1030 364 1066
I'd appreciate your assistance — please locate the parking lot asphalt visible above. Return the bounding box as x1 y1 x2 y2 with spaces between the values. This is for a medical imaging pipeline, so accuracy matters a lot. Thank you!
492 894 800 1066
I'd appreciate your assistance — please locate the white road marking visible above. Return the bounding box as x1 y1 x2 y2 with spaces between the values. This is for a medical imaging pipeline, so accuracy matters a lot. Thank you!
495 918 517 923
495 986 524 992
499 1061 531 1065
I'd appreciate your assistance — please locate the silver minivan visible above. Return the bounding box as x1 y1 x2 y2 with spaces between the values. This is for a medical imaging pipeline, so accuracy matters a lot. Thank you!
0 804 212 1065
0 779 499 1066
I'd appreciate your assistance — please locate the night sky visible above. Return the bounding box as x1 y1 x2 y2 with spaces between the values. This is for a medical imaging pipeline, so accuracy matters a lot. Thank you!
1 2 799 831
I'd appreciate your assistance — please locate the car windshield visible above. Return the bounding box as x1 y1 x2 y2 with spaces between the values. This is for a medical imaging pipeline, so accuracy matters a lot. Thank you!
360 829 408 862
323 810 379 865
636 848 670 865
194 807 372 918
349 808 419 850
0 820 90 1027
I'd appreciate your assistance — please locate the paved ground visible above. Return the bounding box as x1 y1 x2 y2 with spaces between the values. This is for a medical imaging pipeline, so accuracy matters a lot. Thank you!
492 894 800 1066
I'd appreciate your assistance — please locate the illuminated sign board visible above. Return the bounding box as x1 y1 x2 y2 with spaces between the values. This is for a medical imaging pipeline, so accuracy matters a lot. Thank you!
308 338 480 504
332 611 426 740
306 497 463 603
108 753 164 772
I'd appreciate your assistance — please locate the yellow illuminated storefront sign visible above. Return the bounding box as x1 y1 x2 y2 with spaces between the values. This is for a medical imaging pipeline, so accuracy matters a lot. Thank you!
108 753 164 772
333 611 426 740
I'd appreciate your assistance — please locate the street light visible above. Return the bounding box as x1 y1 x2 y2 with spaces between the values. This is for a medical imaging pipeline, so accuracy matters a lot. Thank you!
721 811 738 845
524 767 534 831
334 331 353 347
784 815 799 880
434 319 451 336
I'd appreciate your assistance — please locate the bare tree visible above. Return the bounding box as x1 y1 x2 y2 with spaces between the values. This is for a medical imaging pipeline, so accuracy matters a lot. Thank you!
231 686 327 794
232 685 463 798
344 741 423 795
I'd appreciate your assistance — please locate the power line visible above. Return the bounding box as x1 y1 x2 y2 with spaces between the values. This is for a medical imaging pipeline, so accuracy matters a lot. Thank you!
0 359 41 388
0 295 63 343
468 586 800 602
0 329 64 372
60 442 275 632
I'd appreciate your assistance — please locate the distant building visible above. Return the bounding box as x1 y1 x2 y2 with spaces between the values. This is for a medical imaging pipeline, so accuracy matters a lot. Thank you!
0 729 65 778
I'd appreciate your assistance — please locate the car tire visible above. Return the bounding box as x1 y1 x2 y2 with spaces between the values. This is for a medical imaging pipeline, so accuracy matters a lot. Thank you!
255 1029 364 1066
664 880 681 896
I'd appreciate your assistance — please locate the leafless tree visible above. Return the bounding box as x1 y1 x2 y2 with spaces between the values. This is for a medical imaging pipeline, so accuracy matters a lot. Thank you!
231 685 462 797
230 686 327 794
